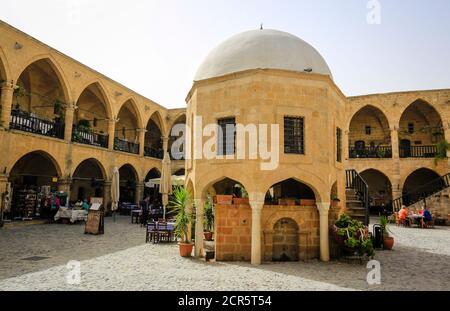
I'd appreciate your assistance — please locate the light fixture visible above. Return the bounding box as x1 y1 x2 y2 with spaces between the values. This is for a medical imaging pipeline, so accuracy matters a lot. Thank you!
14 42 23 50
115 91 122 97
304 68 312 73
74 72 81 78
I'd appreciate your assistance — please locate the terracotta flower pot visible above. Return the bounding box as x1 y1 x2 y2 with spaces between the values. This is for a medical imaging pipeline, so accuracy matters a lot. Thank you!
178 242 194 257
204 231 213 241
383 236 394 250
214 195 233 205
233 198 249 205
300 199 316 206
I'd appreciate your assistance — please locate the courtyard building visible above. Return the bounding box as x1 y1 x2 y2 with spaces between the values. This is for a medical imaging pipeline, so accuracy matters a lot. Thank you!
1 21 450 265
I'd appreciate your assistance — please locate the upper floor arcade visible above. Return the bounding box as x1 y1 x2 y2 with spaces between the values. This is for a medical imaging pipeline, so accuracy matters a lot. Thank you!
346 89 450 161
0 20 186 161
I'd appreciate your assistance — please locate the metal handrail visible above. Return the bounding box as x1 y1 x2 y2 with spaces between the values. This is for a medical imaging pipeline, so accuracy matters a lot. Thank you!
391 173 450 212
346 169 370 226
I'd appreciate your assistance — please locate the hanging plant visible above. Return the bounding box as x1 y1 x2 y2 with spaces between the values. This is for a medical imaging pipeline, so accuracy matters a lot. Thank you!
434 140 450 165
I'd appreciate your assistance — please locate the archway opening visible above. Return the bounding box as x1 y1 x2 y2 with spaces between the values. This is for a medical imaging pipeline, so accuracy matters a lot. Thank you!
403 168 442 205
168 114 186 160
71 159 105 203
144 168 161 207
119 164 138 206
144 112 164 159
398 100 444 158
115 100 139 154
209 178 247 198
348 106 392 158
265 178 316 206
8 151 60 219
360 169 392 215
11 59 66 139
73 83 109 148
272 218 299 262
173 169 185 176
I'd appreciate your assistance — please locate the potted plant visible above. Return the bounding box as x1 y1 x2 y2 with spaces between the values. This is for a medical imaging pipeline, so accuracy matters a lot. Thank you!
170 186 194 257
203 198 214 241
331 195 340 207
380 216 394 250
214 195 233 205
299 199 316 206
332 214 374 258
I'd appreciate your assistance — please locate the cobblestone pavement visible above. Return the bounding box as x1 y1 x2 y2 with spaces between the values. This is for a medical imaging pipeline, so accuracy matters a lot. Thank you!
0 217 449 291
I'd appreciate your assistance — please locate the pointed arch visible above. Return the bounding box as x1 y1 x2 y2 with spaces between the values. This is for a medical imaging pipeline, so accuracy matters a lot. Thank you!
75 81 113 120
0 46 11 82
117 97 143 129
14 55 71 104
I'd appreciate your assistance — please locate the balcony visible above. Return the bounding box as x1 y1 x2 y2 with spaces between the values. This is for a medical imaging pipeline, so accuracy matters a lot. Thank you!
144 146 164 159
9 109 64 139
400 145 436 158
72 125 108 149
349 146 392 159
114 138 139 155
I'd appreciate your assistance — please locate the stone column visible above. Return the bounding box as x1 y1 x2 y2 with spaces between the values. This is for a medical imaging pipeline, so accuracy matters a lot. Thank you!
64 104 75 142
138 128 146 156
317 202 330 262
135 181 144 204
162 136 169 156
391 127 400 159
58 178 72 207
391 126 402 204
249 194 264 265
445 128 450 170
107 119 116 151
103 181 112 212
0 84 14 129
194 198 205 257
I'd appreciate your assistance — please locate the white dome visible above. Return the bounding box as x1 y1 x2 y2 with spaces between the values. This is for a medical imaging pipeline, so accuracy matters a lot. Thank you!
195 29 332 81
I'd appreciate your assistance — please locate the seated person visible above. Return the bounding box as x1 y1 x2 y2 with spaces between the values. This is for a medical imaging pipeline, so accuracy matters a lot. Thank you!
398 206 410 226
82 200 90 211
421 207 433 227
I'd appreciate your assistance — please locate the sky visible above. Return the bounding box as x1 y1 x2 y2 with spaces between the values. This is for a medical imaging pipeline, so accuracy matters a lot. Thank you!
1 0 450 109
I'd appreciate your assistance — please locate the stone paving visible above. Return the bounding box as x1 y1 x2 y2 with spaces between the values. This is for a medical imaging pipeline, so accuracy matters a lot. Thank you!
0 216 449 291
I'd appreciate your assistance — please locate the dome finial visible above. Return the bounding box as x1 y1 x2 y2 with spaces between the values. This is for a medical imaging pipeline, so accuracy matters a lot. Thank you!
260 23 263 30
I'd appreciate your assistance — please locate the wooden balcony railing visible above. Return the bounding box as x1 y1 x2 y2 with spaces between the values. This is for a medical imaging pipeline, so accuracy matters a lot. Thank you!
399 145 436 158
349 146 392 159
72 125 108 148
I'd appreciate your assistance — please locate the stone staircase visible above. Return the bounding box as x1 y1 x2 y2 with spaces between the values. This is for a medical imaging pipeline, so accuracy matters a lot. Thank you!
345 189 367 224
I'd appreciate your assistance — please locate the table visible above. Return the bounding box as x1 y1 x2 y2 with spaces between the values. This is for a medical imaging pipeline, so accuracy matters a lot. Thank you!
131 209 142 224
409 214 424 227
54 208 88 223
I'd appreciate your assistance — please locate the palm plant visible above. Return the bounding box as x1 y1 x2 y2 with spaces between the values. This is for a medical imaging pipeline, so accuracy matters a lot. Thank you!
169 186 193 244
204 198 214 232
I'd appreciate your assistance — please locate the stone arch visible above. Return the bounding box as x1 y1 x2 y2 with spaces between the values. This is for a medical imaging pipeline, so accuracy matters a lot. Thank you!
402 167 441 200
145 111 165 158
144 167 161 201
398 99 445 155
260 168 327 203
116 98 143 143
360 169 393 212
14 55 71 105
348 105 392 158
202 176 249 200
118 163 139 204
117 97 143 129
75 81 113 120
71 158 107 202
0 47 11 82
9 150 63 178
71 157 107 180
264 178 316 206
271 218 299 262
197 169 253 199
7 150 63 218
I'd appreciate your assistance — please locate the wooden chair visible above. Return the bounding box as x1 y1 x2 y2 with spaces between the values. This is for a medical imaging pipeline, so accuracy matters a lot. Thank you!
157 222 169 243
146 222 157 243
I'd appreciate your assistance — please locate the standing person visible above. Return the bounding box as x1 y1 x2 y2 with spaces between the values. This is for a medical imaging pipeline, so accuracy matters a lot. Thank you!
140 196 150 227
